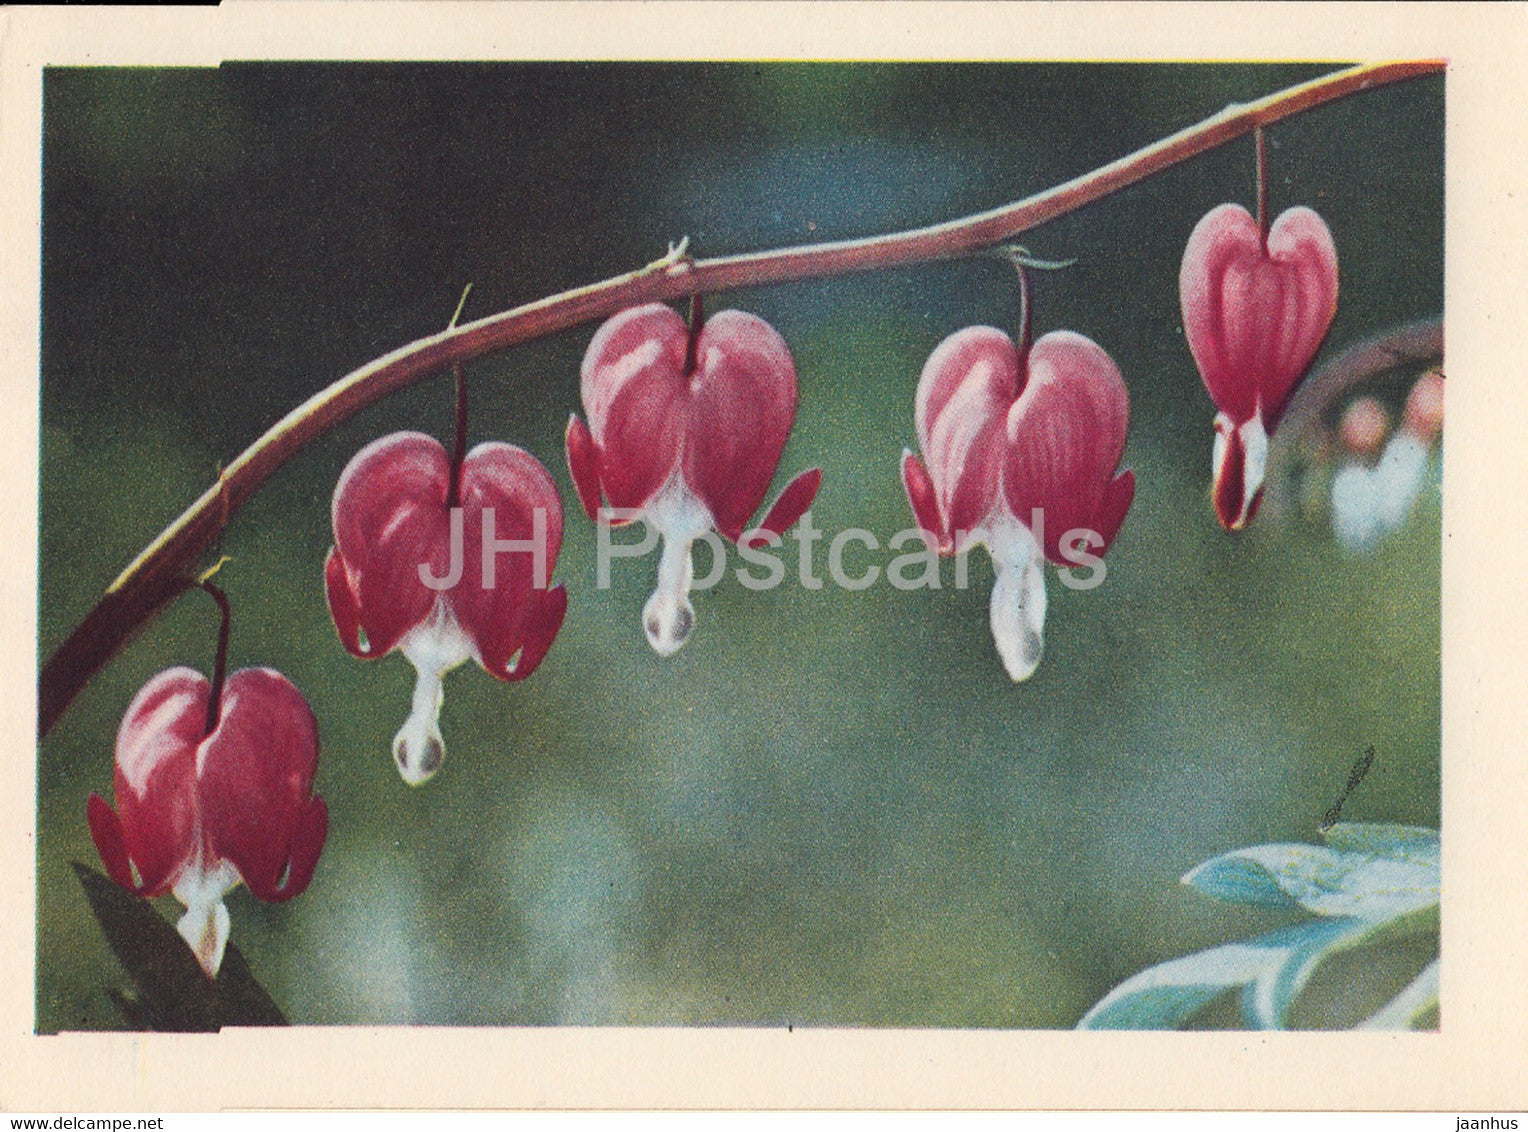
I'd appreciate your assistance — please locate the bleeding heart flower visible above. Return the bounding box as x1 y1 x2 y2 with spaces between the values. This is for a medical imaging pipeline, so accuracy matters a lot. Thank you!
1402 368 1445 445
325 432 567 784
1331 371 1444 553
565 301 821 655
1180 202 1339 530
901 324 1135 681
1338 396 1390 460
87 665 328 978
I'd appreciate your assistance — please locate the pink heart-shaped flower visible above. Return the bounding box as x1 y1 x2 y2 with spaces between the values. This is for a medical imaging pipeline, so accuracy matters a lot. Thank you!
326 430 567 783
567 302 821 655
908 325 1134 564
327 431 567 679
1180 202 1339 529
573 302 809 541
903 323 1134 682
88 665 328 976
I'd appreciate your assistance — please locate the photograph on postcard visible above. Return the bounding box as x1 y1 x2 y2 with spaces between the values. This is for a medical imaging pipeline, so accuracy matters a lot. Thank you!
34 61 1442 1033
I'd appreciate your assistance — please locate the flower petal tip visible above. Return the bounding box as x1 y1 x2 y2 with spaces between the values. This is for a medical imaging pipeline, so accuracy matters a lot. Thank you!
1094 469 1136 553
176 899 231 980
501 584 568 682
393 724 445 786
564 414 604 523
747 466 821 545
643 590 695 657
86 793 139 893
901 450 950 554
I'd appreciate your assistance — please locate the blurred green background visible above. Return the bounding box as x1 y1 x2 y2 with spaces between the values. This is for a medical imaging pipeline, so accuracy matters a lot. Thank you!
37 63 1443 1030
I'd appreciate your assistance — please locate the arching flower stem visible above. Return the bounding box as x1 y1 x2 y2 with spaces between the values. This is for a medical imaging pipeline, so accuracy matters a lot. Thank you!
38 60 1445 737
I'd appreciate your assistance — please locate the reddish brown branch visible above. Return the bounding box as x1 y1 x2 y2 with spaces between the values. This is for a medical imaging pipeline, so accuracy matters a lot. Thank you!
37 60 1444 737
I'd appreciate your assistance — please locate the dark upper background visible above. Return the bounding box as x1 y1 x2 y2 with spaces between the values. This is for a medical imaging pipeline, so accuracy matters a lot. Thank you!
38 64 1443 1029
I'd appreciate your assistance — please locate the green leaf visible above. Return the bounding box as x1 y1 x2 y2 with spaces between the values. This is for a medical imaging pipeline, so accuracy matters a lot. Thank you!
74 863 287 1031
1077 918 1363 1030
1239 917 1373 1029
1340 901 1440 949
1322 823 1439 868
1078 946 1268 1030
1084 825 1442 1031
1077 980 1236 1031
1182 851 1308 910
1184 840 1436 923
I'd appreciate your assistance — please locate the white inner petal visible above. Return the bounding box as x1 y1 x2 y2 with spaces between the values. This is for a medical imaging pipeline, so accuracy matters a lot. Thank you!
1331 461 1384 553
1373 432 1431 530
172 852 241 978
393 599 474 785
1331 432 1433 553
1212 414 1232 492
641 477 714 657
986 517 1047 683
1237 412 1270 518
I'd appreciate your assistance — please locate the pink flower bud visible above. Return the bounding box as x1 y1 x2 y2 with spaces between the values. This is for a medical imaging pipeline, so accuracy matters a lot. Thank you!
566 302 821 655
1339 396 1390 459
87 667 328 977
1331 373 1443 553
325 432 567 784
1402 370 1445 443
902 324 1134 682
1180 203 1339 530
